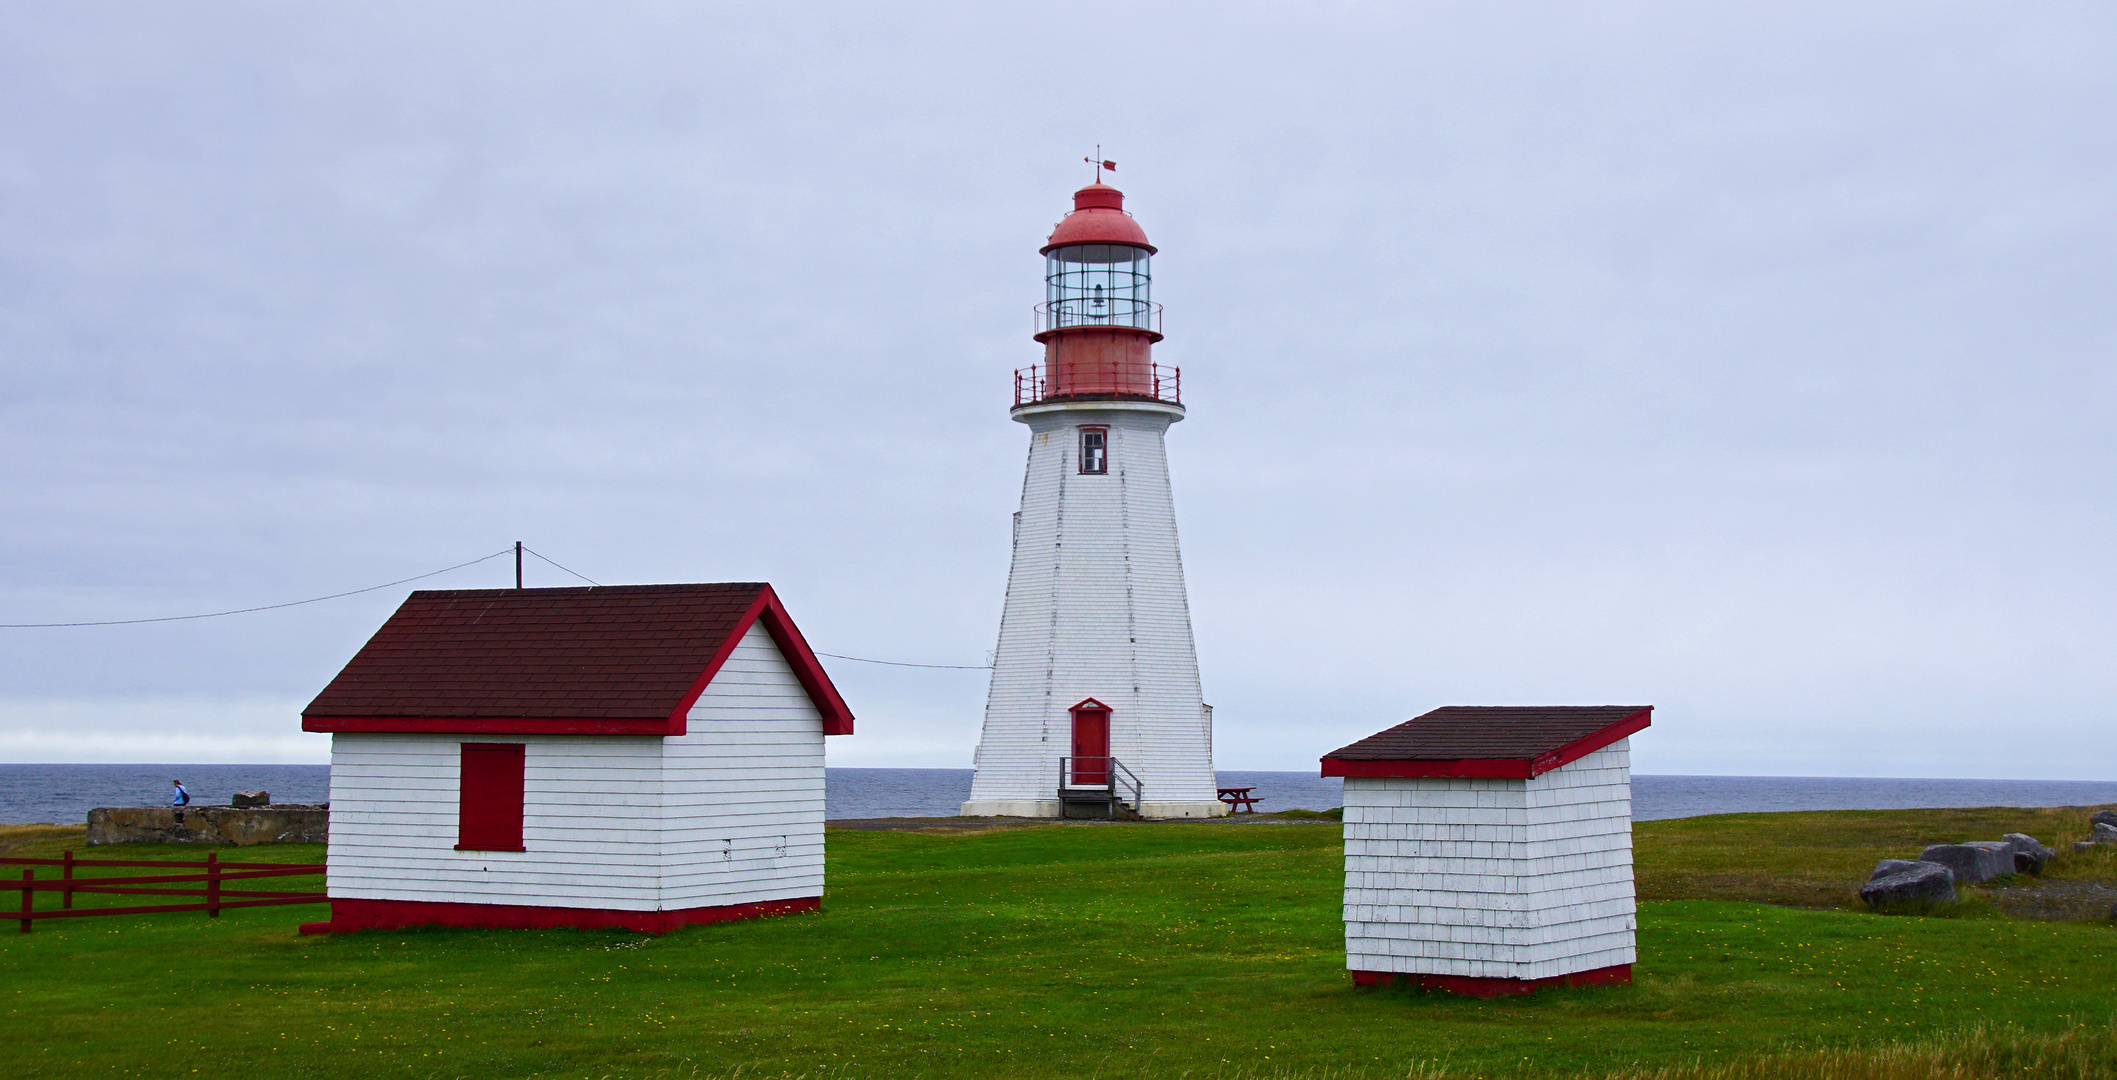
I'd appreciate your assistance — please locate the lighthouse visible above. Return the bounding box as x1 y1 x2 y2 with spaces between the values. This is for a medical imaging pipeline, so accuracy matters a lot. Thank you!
960 176 1224 820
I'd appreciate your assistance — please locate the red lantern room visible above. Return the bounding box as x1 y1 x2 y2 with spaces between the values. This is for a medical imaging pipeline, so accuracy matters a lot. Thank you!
1017 183 1179 407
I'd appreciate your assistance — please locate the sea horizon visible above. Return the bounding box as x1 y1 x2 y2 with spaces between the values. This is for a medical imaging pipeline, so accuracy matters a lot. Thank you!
3 763 2115 827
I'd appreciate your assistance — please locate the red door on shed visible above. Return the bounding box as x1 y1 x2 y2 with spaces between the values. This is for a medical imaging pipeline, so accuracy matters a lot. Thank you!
1069 699 1111 785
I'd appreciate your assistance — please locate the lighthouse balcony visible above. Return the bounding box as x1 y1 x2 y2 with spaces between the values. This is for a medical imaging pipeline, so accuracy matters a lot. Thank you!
1035 299 1161 337
1014 361 1181 408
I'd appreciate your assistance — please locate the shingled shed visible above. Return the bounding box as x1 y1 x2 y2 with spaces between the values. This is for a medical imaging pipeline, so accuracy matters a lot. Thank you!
299 583 852 934
1320 705 1651 997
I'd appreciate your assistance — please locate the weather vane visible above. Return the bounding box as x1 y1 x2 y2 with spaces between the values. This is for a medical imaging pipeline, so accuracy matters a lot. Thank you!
1084 146 1116 183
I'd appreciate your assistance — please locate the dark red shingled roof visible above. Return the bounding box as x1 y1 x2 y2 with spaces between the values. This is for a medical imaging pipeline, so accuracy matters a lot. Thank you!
301 583 852 738
1320 705 1650 779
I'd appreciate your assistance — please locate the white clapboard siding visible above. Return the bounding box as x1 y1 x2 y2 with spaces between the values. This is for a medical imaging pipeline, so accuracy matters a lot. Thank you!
1341 741 1637 982
967 401 1221 816
667 621 826 906
328 733 670 909
325 620 829 914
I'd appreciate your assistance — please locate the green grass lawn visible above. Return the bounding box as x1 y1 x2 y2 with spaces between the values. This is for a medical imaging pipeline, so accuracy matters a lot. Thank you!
2 812 2114 1079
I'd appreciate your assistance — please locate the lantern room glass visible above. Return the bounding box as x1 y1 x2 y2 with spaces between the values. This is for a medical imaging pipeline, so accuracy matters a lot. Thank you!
1045 244 1152 331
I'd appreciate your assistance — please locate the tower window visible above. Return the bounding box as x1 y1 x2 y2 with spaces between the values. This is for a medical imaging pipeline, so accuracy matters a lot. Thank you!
1079 428 1108 474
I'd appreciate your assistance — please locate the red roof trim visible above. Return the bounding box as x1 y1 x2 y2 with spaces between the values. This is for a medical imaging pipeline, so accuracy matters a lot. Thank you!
1319 707 1651 779
753 586 856 737
662 588 775 736
1069 697 1111 713
661 585 853 737
302 716 676 735
1321 757 1536 779
1527 707 1651 775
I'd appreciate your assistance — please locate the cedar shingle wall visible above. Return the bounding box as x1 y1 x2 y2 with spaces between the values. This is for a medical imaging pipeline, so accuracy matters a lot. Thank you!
1341 741 1636 980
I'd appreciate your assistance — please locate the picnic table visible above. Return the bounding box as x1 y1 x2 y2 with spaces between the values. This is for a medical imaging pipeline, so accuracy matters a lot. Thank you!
1217 786 1260 813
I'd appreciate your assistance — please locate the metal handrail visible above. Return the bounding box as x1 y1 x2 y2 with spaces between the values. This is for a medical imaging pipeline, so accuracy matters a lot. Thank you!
1014 363 1180 407
1110 757 1143 811
1035 300 1162 336
1057 756 1144 814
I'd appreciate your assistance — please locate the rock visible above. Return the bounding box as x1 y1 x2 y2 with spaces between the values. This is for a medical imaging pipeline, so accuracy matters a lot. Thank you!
2077 841 2099 854
2001 833 2054 875
1871 859 1926 881
2095 822 2117 844
231 790 270 808
1861 862 1957 908
1920 841 2017 884
2090 809 2117 829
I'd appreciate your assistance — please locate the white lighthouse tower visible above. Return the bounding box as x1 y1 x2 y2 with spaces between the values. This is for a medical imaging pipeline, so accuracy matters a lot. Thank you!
961 176 1223 820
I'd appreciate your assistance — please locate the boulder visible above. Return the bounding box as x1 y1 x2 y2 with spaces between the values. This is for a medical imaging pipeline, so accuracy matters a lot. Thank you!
2094 822 2117 844
2001 833 2054 875
1919 841 2016 884
231 790 270 808
1861 862 1957 908
1870 859 1926 880
2089 809 2117 829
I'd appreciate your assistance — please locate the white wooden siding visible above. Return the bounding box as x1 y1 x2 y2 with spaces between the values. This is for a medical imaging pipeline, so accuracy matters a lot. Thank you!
328 734 671 910
666 622 825 906
967 401 1219 813
327 621 827 913
1341 741 1636 981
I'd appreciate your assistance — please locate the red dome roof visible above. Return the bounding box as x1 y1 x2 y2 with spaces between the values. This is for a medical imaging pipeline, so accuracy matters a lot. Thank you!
1041 183 1156 254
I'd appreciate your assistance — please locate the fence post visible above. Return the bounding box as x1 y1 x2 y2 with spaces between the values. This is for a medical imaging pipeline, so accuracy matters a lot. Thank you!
17 869 29 933
61 850 73 909
205 852 220 919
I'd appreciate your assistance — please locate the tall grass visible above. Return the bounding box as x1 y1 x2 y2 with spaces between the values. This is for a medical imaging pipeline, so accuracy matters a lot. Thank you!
643 1024 2117 1080
1599 1023 2117 1080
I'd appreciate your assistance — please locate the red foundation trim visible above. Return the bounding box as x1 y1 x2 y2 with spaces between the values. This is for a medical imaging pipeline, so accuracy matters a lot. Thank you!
1350 963 1631 998
298 895 819 935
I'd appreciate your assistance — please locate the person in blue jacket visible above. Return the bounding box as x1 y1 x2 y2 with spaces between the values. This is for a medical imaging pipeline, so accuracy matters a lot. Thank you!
171 778 189 824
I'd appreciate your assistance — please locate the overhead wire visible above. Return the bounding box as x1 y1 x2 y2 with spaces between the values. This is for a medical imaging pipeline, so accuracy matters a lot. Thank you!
814 652 992 670
520 545 601 587
3 544 997 669
0 548 516 628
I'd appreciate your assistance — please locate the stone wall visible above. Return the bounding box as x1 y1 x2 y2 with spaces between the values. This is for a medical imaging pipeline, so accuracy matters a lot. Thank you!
86 805 328 846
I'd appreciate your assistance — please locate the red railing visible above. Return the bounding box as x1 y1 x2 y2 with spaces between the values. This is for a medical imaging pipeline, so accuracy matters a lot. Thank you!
1014 363 1181 407
4 851 326 932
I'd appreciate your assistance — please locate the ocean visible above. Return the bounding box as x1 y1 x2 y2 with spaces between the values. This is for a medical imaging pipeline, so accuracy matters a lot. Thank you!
3 764 2115 826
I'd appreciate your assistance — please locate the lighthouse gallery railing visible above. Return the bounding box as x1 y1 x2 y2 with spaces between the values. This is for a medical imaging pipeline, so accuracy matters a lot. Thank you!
1014 363 1180 407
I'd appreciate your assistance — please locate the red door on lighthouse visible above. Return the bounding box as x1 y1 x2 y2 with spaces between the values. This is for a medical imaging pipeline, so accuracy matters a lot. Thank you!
1070 699 1111 785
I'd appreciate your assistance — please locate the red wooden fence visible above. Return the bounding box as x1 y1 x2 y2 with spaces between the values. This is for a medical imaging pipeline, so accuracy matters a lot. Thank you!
3 851 325 932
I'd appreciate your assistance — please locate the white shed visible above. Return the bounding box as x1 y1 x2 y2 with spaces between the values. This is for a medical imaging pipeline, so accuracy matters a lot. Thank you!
299 583 853 934
1321 705 1651 997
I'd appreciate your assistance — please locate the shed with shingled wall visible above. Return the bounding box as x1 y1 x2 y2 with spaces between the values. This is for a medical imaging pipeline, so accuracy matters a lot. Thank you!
1321 705 1651 997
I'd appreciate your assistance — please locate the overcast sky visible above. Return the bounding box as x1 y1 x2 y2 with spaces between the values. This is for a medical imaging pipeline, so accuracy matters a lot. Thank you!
2 2 2112 777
